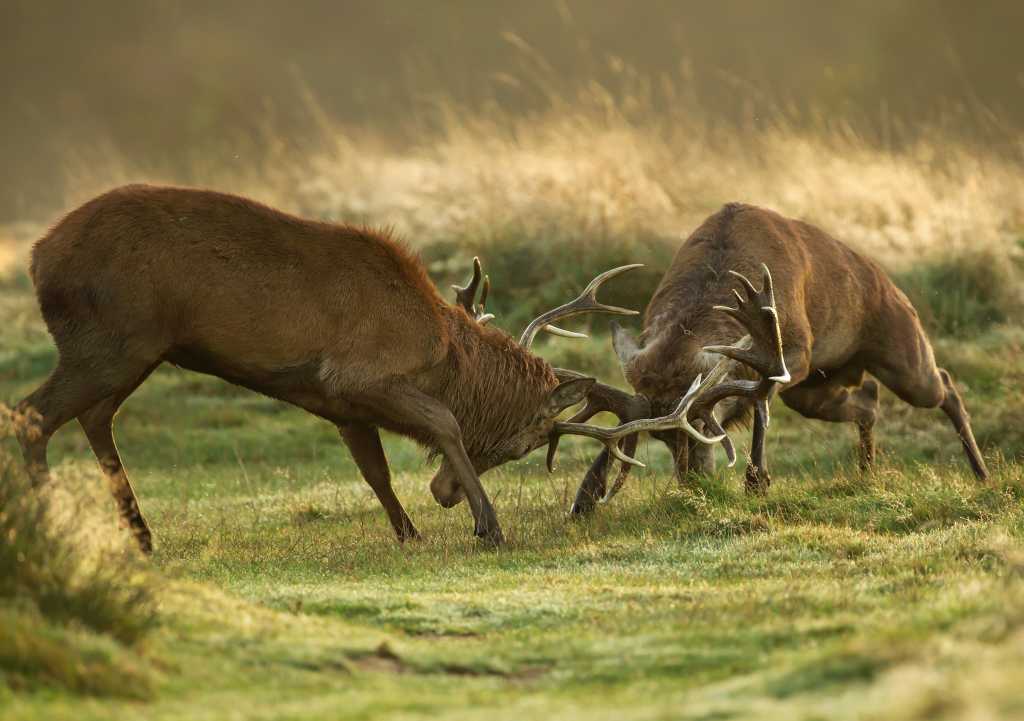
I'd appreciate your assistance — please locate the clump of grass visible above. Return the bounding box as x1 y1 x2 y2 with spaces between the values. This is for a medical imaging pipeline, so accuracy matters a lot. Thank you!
0 406 157 697
421 224 673 330
895 251 1024 338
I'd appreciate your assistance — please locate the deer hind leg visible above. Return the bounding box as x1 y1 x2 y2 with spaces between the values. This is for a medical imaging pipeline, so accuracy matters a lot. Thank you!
781 373 880 474
339 423 419 542
15 362 128 488
938 369 988 480
868 330 988 480
76 364 159 554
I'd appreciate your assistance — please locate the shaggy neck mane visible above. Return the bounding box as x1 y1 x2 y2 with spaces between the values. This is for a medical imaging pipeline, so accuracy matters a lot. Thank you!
438 311 557 459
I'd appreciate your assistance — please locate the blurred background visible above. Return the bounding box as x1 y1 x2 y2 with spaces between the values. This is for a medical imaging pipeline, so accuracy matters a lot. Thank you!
2 0 1023 222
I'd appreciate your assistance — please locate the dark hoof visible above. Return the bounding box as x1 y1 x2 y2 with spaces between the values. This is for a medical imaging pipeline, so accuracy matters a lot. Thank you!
474 525 505 547
569 496 598 517
397 526 422 543
134 529 154 555
744 466 770 495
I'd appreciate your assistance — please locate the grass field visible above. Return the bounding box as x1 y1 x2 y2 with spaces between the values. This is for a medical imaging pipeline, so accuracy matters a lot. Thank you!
2 94 1024 718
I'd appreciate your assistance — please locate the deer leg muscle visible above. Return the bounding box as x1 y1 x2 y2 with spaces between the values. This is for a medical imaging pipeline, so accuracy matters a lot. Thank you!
866 318 988 480
781 373 879 472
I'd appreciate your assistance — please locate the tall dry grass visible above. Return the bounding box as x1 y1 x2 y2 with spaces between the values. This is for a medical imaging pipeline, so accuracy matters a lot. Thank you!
49 46 1024 266
5 45 1018 335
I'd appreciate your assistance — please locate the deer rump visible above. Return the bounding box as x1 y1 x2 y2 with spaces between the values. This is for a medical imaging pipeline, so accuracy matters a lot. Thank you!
571 202 989 514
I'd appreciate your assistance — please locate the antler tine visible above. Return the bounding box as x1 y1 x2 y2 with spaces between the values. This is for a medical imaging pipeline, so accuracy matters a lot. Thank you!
704 266 790 383
519 264 643 349
452 256 483 314
548 369 651 473
475 275 495 324
549 374 723 469
686 264 790 440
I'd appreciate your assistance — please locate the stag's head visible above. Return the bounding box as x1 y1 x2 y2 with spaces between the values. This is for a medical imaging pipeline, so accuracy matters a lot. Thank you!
430 259 641 506
562 265 792 508
609 267 788 414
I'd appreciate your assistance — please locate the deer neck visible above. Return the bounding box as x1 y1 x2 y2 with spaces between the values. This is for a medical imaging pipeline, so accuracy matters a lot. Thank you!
438 311 557 458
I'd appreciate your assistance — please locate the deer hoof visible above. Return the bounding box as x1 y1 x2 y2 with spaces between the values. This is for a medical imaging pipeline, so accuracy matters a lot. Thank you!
474 524 505 547
133 526 154 555
744 466 771 495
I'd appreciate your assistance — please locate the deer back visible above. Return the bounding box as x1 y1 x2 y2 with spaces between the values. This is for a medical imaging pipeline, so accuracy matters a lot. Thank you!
625 203 890 400
31 185 450 390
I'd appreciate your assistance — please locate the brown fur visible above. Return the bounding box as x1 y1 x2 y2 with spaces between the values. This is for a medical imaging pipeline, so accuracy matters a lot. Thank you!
16 184 579 550
618 202 988 486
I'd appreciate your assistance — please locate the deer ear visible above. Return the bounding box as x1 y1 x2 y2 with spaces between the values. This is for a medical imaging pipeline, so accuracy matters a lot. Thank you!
612 321 641 366
543 377 595 417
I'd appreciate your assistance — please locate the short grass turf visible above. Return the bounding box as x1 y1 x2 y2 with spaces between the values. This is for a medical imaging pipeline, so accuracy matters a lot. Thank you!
1 266 1024 720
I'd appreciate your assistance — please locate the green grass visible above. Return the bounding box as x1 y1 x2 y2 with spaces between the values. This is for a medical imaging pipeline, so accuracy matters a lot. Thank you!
1 242 1023 719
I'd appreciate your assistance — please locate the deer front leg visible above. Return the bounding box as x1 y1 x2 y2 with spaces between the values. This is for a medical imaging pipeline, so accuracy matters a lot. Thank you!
745 399 770 493
365 384 504 545
339 423 420 542
570 448 612 516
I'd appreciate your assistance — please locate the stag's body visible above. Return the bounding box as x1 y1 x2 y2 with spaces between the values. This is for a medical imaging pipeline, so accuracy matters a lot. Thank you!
604 202 987 495
17 185 589 551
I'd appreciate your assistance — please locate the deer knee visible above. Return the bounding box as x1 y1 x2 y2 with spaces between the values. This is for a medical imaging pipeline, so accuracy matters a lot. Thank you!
937 369 968 412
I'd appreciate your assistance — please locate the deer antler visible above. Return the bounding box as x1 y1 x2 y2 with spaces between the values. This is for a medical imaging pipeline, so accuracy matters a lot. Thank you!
548 374 718 469
519 265 643 348
549 368 649 475
451 257 494 324
551 264 788 482
686 263 789 444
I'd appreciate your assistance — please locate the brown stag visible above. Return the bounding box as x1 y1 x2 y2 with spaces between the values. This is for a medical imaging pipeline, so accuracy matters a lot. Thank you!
571 202 989 514
14 185 780 552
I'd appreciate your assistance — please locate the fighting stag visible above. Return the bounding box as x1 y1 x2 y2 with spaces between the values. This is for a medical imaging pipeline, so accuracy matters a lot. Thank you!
571 202 989 514
14 185 754 552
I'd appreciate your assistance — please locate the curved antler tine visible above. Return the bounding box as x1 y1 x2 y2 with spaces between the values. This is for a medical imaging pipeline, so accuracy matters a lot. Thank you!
703 343 762 369
713 304 747 326
608 440 645 467
760 263 776 307
721 433 737 467
546 433 561 472
477 313 495 325
544 325 589 339
519 264 643 348
728 269 759 302
452 256 484 313
478 274 490 311
697 408 736 467
583 263 645 296
601 436 639 502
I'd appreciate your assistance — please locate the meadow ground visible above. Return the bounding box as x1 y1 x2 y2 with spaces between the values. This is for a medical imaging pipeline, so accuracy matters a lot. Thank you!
1 90 1024 718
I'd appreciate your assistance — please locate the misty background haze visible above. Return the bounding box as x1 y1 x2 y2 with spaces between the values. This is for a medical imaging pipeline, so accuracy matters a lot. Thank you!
2 0 1023 222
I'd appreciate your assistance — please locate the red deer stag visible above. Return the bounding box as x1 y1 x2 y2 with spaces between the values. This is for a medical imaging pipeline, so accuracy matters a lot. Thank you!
570 202 989 514
13 185 778 552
